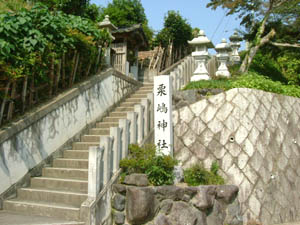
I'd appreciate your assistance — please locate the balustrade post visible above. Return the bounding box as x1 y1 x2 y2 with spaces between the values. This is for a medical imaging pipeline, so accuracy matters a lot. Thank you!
141 99 150 137
119 118 130 159
127 112 137 144
170 71 176 92
147 93 154 130
134 104 144 144
110 127 121 174
88 146 104 198
100 136 112 187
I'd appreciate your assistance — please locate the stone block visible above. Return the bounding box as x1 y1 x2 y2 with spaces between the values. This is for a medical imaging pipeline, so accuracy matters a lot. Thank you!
114 211 125 225
126 187 155 224
123 174 149 187
216 185 239 204
167 201 206 225
113 194 125 211
191 186 216 211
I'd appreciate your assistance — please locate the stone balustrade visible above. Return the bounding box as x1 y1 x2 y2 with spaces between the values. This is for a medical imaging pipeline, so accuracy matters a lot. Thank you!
85 92 154 225
160 55 195 92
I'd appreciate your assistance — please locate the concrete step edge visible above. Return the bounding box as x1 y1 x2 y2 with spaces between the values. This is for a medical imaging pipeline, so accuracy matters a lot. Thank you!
32 177 88 183
19 188 88 197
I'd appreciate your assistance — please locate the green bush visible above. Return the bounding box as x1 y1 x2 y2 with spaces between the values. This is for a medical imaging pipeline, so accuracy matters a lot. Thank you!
184 72 300 98
119 144 178 186
183 161 225 186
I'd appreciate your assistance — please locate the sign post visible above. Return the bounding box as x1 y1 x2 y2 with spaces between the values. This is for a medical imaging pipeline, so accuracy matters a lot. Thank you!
154 75 173 156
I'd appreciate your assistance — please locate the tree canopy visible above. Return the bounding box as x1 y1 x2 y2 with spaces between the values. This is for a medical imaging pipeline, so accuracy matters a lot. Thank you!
101 0 153 45
207 0 299 73
155 11 193 49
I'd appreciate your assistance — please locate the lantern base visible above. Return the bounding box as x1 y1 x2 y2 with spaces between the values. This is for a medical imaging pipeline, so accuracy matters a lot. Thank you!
191 74 211 81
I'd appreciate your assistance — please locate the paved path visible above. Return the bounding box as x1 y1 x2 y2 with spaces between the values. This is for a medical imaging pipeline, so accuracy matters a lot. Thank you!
0 210 84 225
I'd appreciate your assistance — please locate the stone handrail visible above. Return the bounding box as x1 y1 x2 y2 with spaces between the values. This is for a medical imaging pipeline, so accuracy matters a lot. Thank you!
0 67 142 200
159 55 195 92
83 92 154 225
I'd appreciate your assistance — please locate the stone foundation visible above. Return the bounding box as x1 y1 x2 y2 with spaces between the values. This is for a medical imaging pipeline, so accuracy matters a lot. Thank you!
111 174 242 225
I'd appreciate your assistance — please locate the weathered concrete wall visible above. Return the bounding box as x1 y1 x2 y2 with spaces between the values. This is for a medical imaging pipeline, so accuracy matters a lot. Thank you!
0 68 140 199
173 88 300 224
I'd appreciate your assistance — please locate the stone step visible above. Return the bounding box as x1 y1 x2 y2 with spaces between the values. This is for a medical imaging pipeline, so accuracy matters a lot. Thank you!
130 93 148 98
72 142 98 150
120 102 136 107
42 167 88 180
125 98 143 103
89 128 110 135
139 86 153 91
81 135 101 142
114 106 134 112
103 117 123 123
64 150 89 159
134 90 152 95
96 122 119 128
17 188 87 207
31 177 88 193
109 112 127 117
3 199 80 221
53 159 88 169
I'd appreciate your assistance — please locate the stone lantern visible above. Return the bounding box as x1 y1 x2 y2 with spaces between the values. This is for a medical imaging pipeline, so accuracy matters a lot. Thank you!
98 15 117 66
188 30 214 81
215 38 231 78
229 31 243 63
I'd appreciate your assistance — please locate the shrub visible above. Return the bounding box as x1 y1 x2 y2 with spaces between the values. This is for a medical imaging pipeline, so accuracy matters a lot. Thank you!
184 72 300 98
119 144 178 186
183 161 225 186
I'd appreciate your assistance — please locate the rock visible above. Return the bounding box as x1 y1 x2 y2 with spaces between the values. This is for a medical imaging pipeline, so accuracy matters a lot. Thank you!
114 211 125 225
113 184 127 195
123 173 149 186
113 194 125 211
216 185 239 204
173 166 184 184
191 186 216 211
154 213 171 225
184 187 198 198
156 186 185 201
126 187 155 224
167 201 207 225
159 199 173 215
206 199 226 225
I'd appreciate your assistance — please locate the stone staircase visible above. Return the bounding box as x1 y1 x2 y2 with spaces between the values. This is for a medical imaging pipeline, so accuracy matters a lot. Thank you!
3 83 154 222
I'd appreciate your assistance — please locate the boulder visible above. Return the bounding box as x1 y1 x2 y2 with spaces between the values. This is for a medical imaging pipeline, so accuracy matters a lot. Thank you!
126 187 155 224
216 185 239 204
123 173 149 186
191 186 216 211
114 211 125 225
167 201 206 225
156 186 185 201
112 194 125 211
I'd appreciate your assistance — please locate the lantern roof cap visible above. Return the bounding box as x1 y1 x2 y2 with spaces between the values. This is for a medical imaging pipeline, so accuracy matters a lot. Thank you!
188 30 214 48
215 38 231 51
229 31 243 42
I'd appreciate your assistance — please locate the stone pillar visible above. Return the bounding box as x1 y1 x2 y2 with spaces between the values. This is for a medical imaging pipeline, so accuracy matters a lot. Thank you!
147 93 154 130
88 146 104 198
141 99 150 137
134 104 144 144
110 127 121 174
229 31 243 63
100 136 112 187
119 119 130 159
127 112 137 144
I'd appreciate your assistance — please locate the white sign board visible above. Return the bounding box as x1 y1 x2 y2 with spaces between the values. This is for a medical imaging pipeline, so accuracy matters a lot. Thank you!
154 75 173 156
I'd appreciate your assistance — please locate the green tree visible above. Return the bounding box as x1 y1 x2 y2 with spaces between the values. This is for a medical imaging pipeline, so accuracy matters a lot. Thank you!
207 0 297 73
155 11 193 61
101 0 153 43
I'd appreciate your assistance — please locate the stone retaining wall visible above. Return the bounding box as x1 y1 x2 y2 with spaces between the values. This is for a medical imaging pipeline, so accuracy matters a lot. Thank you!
173 88 300 224
111 174 241 225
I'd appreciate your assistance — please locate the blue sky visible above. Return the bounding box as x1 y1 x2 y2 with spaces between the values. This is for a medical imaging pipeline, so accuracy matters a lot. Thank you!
91 0 244 49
